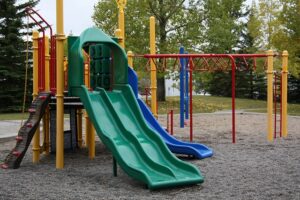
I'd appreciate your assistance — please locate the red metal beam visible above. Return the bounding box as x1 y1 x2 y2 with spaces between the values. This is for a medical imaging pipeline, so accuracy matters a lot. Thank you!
144 54 269 59
26 7 56 93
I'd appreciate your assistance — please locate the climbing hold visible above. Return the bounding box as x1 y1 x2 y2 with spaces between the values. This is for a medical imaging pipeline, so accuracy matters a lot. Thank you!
28 108 36 113
0 164 8 169
12 150 21 157
39 95 47 100
16 136 23 142
26 123 33 128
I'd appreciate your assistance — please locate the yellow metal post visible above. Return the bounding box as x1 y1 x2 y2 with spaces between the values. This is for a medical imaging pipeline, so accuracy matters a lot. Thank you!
77 109 83 148
89 126 95 160
115 29 123 47
281 51 288 137
56 0 65 169
267 50 274 141
127 51 133 68
44 36 50 155
32 31 40 163
83 53 95 159
84 62 90 148
150 16 157 118
116 0 126 48
85 114 90 148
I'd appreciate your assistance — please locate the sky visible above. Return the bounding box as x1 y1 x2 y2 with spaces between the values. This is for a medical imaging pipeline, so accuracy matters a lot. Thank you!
27 0 99 35
22 0 254 36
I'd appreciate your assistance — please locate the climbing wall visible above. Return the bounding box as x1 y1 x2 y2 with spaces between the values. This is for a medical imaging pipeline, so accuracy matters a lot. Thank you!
0 92 51 169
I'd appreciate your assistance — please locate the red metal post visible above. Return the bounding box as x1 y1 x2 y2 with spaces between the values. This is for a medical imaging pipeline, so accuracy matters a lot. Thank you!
170 110 174 135
37 37 45 91
26 7 55 93
189 59 193 142
229 55 236 144
166 111 169 133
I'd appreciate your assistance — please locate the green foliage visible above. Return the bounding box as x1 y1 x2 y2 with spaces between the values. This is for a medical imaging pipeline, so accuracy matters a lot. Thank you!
202 0 248 53
278 0 300 77
0 0 39 113
92 0 300 101
93 0 205 101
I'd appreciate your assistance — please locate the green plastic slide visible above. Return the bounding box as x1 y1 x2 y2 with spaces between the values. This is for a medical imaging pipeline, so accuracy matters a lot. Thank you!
67 27 204 189
74 85 203 189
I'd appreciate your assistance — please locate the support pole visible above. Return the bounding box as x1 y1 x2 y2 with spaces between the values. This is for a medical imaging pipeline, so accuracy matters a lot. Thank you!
267 50 274 142
89 126 95 160
83 52 95 158
113 157 117 177
170 110 174 135
115 29 123 48
83 55 90 149
230 56 236 143
85 113 90 148
32 31 40 163
281 50 288 137
189 59 193 142
179 47 185 128
44 36 50 155
127 51 133 68
150 16 157 118
185 55 189 120
77 109 83 148
116 0 126 48
56 0 65 169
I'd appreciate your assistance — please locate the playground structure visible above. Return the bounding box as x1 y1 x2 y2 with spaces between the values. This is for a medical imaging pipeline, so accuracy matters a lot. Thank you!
133 51 289 143
0 0 289 190
127 17 289 143
0 0 211 189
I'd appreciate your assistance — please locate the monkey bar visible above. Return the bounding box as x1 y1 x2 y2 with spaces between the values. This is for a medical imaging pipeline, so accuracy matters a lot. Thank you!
140 53 278 143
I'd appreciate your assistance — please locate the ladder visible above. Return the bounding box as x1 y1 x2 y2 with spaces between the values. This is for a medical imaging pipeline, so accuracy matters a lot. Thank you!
273 72 282 138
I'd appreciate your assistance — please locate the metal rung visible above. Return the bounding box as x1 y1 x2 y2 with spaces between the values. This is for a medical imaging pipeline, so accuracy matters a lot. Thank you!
0 164 8 169
26 123 33 128
39 95 47 100
12 151 21 157
16 136 23 142
28 108 36 113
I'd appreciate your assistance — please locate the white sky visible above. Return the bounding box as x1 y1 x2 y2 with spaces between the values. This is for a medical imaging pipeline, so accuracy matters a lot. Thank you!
21 0 254 36
28 0 99 35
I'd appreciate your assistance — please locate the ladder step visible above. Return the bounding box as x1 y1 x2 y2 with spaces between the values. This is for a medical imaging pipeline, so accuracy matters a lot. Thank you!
39 95 47 100
0 164 8 169
12 150 21 157
26 123 33 128
15 136 23 142
28 108 36 113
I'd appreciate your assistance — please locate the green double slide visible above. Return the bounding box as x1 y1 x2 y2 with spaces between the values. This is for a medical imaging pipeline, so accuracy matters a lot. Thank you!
68 27 203 189
75 85 203 189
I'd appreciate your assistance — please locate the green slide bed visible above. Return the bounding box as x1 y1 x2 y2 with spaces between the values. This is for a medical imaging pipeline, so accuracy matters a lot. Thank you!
68 27 204 189
75 85 203 189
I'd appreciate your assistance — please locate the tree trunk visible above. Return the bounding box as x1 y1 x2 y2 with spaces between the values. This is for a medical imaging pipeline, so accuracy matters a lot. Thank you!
157 75 166 101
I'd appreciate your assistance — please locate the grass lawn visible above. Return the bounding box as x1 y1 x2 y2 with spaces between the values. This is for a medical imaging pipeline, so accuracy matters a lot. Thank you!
0 96 300 120
0 113 29 120
156 95 300 115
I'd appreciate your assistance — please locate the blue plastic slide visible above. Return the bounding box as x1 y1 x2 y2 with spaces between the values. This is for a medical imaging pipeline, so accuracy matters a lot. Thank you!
128 67 213 159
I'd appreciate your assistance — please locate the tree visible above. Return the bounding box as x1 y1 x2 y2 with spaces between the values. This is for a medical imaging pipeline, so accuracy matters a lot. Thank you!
93 0 204 101
0 0 39 112
245 1 263 52
202 0 248 53
198 0 251 97
257 0 282 49
278 0 300 76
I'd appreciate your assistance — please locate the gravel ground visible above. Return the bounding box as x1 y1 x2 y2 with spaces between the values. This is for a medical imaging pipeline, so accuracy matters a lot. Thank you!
0 113 299 200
